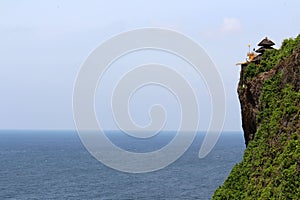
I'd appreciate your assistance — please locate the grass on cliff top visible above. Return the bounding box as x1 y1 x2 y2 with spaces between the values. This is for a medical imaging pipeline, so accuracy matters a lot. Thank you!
243 34 300 80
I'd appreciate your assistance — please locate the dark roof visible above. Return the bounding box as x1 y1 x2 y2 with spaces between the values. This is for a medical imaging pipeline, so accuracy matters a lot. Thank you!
251 54 262 63
255 46 274 53
258 37 275 46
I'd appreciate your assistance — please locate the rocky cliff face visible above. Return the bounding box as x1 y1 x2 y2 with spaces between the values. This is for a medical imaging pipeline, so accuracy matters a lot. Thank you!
213 35 300 199
239 41 300 146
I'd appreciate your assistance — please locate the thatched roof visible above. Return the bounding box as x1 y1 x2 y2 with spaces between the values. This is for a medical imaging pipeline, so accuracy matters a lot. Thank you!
258 37 275 46
255 46 274 53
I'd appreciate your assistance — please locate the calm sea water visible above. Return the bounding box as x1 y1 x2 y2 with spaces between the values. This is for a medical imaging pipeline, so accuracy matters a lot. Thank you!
0 131 245 200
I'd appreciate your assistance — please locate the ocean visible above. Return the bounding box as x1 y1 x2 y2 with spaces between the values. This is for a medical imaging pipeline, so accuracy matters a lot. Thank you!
0 131 245 200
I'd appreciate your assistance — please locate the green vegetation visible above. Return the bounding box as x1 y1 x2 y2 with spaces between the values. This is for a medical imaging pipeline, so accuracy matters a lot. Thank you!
243 34 300 80
213 36 300 199
213 75 300 199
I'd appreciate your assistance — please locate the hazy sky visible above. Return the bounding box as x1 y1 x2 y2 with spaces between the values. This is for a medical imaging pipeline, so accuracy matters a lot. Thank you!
0 0 299 131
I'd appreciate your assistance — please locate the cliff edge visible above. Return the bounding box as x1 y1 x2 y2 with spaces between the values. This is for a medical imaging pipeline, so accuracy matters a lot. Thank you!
213 35 300 199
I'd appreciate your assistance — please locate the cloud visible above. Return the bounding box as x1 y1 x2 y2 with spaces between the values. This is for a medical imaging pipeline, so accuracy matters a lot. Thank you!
201 17 242 38
220 17 242 33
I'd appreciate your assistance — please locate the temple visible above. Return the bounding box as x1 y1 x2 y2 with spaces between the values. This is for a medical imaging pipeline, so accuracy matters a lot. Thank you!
252 37 275 63
236 37 276 74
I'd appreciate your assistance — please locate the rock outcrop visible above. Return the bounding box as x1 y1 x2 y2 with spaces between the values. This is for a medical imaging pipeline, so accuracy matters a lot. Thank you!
239 39 300 146
213 35 300 199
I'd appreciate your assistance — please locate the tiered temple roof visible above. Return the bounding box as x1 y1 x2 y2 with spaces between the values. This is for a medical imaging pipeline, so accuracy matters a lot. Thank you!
255 37 275 54
236 37 276 66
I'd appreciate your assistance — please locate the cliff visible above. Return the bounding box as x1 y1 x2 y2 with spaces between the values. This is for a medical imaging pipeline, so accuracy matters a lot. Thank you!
213 35 300 199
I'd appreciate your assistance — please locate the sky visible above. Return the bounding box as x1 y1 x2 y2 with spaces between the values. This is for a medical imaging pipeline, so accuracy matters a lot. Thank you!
0 0 299 131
